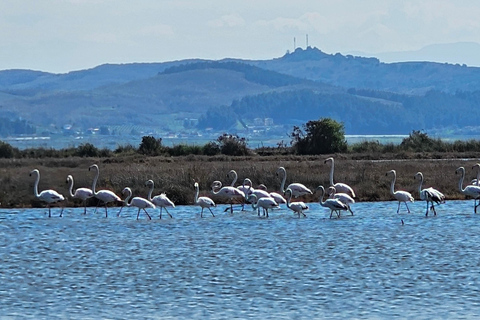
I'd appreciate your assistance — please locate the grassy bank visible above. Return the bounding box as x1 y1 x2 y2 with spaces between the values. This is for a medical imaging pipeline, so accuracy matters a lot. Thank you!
1 152 479 209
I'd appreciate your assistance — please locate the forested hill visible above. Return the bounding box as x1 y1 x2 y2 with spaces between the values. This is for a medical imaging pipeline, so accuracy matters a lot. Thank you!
198 88 480 134
2 47 480 136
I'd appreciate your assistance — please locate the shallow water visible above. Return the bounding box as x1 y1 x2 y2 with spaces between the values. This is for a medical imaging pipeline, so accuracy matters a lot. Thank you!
1 200 480 319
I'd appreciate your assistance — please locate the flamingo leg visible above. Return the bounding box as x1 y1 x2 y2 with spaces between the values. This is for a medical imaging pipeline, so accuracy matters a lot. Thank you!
425 201 430 217
405 202 411 213
143 209 152 220
159 207 162 219
136 208 140 220
208 207 215 217
48 205 52 218
59 207 64 217
105 205 109 218
396 201 401 214
83 201 87 215
116 206 124 217
431 203 437 216
200 208 204 218
348 206 354 215
164 207 173 218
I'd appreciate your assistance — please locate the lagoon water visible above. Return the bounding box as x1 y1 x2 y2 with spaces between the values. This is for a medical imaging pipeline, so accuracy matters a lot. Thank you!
1 200 480 319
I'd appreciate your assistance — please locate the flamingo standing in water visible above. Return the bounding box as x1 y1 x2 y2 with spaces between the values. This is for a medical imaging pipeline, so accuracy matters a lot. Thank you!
66 174 93 214
317 185 348 218
121 187 155 220
257 183 286 205
455 166 480 213
324 157 356 198
247 194 279 217
29 169 65 217
276 167 312 198
285 188 309 217
414 172 445 216
88 164 122 217
145 180 175 219
211 180 245 213
386 170 414 213
327 186 354 215
194 182 216 217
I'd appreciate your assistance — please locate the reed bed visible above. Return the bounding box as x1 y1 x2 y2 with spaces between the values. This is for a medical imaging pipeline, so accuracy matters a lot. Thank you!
1 153 479 208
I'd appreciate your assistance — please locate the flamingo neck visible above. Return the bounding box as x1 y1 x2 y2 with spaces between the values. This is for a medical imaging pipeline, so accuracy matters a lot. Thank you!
327 161 335 186
91 166 99 195
123 189 133 206
318 187 326 207
147 183 154 201
230 171 238 186
286 191 292 208
458 168 465 192
194 185 199 203
279 168 287 193
417 174 424 195
32 171 40 198
68 177 75 197
389 173 396 196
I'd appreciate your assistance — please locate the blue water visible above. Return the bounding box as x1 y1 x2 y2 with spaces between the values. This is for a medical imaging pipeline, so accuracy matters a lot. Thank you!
1 200 480 319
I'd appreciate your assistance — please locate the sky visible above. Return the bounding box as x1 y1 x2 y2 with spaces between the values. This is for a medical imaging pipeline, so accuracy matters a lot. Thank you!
2 0 480 73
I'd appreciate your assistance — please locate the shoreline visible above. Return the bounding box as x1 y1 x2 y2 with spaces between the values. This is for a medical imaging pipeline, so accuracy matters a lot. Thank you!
1 153 479 208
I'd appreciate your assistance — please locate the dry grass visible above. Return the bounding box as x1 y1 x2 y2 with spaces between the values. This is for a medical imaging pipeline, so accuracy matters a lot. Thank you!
1 153 479 208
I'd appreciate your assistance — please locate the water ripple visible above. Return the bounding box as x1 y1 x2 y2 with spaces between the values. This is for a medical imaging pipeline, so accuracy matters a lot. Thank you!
1 200 480 319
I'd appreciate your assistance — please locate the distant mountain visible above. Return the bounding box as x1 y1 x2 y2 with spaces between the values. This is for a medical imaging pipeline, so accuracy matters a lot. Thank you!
1 47 480 137
353 42 480 68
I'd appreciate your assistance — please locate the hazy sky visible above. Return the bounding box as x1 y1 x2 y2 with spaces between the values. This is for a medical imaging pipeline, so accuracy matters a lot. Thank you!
2 0 480 73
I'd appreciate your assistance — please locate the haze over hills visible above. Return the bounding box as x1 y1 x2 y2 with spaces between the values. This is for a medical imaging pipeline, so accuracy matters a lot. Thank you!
2 46 480 148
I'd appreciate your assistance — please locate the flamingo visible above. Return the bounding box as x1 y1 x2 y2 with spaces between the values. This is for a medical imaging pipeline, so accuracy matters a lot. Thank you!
194 182 216 217
145 180 175 219
471 163 480 208
66 174 94 214
327 186 354 215
285 188 309 217
455 166 480 213
414 172 445 216
386 170 414 213
276 167 313 198
29 169 65 217
243 178 270 202
257 184 287 205
88 164 122 217
211 180 245 213
324 157 356 198
121 187 154 220
247 194 279 217
317 185 348 218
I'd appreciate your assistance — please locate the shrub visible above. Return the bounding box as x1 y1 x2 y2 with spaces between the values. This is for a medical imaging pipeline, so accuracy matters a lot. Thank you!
290 118 347 155
138 136 163 156
215 134 251 156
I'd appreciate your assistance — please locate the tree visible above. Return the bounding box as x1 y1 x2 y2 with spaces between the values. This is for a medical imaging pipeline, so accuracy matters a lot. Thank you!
138 136 163 156
290 118 347 154
215 134 250 156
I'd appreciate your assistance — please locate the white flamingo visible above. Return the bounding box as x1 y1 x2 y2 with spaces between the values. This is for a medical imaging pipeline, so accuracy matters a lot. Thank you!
285 188 309 217
243 178 270 202
471 163 480 208
145 180 175 219
211 180 245 213
257 184 287 205
414 172 445 216
29 169 65 217
121 187 154 220
324 157 356 198
89 164 122 217
247 194 279 217
66 174 94 214
455 166 480 213
194 182 216 217
328 186 354 215
386 170 414 213
317 185 348 218
276 167 313 198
